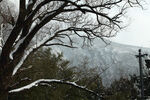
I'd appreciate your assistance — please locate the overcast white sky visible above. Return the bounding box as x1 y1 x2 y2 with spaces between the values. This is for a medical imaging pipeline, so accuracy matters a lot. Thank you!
110 0 150 48
11 0 150 48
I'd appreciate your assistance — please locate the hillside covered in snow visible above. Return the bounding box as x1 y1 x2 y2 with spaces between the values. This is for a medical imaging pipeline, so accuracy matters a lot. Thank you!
52 39 150 86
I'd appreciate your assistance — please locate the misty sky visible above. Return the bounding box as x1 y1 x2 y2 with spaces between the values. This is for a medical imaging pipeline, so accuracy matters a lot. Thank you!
111 0 150 48
10 0 150 48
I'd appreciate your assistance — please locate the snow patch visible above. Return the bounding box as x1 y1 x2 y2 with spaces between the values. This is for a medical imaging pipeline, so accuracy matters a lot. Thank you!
9 79 81 93
26 0 33 9
10 37 26 60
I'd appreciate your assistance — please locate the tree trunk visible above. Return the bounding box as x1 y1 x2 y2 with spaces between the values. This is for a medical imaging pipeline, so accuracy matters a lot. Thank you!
0 90 8 100
0 67 9 100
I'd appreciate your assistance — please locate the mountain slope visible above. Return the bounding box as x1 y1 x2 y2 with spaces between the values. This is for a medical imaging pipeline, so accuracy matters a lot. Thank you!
52 39 150 86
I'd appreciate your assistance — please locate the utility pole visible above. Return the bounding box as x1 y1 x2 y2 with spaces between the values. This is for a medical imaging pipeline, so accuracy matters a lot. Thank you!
136 49 147 100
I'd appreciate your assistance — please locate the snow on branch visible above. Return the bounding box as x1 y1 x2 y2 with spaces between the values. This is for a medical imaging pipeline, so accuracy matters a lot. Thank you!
10 37 26 60
10 77 32 89
12 42 40 75
12 34 57 75
12 28 78 75
0 24 4 48
9 79 102 99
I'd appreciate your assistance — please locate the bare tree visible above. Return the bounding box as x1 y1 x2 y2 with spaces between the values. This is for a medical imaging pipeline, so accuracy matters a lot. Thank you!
0 0 143 100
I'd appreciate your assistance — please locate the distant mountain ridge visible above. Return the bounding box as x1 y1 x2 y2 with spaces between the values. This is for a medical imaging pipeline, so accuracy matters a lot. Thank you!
52 39 150 86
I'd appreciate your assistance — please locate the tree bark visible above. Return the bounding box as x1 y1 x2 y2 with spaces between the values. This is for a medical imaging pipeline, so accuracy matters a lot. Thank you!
0 65 10 100
0 90 8 100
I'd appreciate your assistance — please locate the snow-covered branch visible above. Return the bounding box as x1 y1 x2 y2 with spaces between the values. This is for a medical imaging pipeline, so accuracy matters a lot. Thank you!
12 28 74 75
9 77 32 90
9 79 102 99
